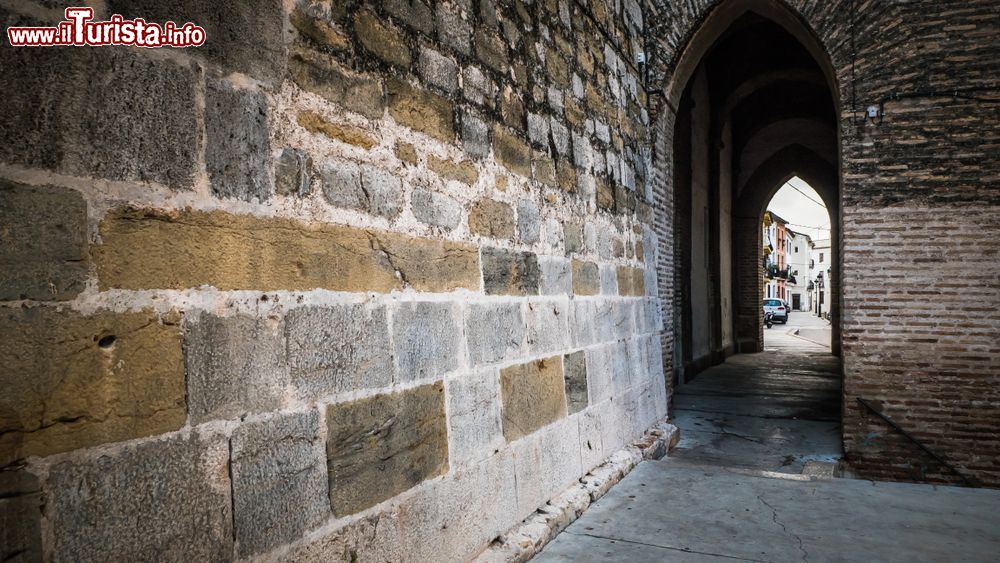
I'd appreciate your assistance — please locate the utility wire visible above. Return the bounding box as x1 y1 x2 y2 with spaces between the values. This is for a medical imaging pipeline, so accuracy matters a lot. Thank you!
786 180 827 209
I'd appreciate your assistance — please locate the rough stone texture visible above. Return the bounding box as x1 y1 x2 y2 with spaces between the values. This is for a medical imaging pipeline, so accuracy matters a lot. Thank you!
288 48 384 120
0 46 197 189
275 148 312 197
501 357 568 441
412 188 463 230
388 79 455 142
617 266 646 296
326 383 448 515
494 126 532 177
463 66 497 108
290 2 351 52
0 469 42 563
393 302 460 382
600 264 620 295
0 308 184 465
94 207 480 293
539 256 573 295
466 302 525 365
231 410 329 557
419 46 459 93
107 0 284 82
469 198 515 239
47 431 232 562
355 9 412 68
482 247 541 296
447 370 505 466
298 110 377 149
517 198 542 244
437 4 472 55
475 30 509 73
384 0 435 34
205 79 271 202
320 160 404 218
428 154 479 185
184 312 286 424
286 304 392 398
564 221 584 255
0 181 88 301
462 112 492 158
572 260 600 296
527 300 570 354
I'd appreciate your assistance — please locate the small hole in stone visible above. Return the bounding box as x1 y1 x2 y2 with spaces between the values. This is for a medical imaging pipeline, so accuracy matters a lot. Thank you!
97 335 116 348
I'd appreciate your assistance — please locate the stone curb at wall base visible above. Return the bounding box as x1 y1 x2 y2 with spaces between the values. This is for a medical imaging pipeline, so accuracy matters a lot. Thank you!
474 420 680 563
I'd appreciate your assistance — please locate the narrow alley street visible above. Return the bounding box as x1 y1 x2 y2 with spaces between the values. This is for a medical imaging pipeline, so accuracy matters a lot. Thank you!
535 314 1000 562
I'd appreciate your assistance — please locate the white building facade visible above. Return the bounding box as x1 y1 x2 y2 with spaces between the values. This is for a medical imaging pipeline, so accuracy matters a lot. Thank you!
810 238 832 318
786 229 813 311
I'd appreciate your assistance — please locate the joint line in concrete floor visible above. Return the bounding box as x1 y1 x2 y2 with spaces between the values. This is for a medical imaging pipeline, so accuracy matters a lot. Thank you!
564 530 769 562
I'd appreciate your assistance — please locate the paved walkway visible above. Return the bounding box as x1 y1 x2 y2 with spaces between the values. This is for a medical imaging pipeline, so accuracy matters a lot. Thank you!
535 315 1000 562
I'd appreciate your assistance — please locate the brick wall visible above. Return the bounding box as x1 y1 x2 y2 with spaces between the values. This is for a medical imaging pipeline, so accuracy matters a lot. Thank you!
0 0 668 560
646 0 1000 485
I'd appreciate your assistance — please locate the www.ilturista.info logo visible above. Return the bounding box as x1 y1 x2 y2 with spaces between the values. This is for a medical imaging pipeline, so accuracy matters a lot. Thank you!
7 7 206 47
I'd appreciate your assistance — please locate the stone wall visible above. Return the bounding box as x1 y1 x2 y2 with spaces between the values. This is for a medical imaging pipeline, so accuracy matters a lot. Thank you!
646 0 1000 486
0 0 666 561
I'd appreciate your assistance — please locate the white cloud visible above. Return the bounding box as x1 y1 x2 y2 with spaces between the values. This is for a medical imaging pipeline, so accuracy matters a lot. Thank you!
766 176 831 241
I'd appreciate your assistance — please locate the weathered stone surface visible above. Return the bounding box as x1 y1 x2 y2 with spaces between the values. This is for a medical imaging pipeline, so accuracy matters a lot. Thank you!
232 410 329 557
396 141 419 165
600 264 619 295
437 4 472 55
564 351 589 414
463 66 497 108
0 308 184 465
527 112 550 147
388 79 455 142
482 247 540 296
469 198 515 239
572 259 600 296
597 178 615 210
533 153 558 187
527 300 570 354
286 304 392 398
501 88 525 130
617 266 646 296
539 256 572 295
206 79 271 201
564 221 584 255
185 312 286 424
419 46 459 93
0 46 197 189
393 302 460 381
517 198 542 244
0 469 42 563
289 48 384 119
47 431 232 561
275 148 312 197
494 126 532 177
94 207 480 293
428 154 479 185
298 110 377 149
384 0 435 34
585 344 614 405
290 2 351 51
466 302 525 365
320 160 403 217
412 188 463 230
475 30 508 73
355 9 412 67
446 370 504 466
108 0 284 81
280 512 402 563
326 383 448 515
501 357 567 441
0 182 88 301
570 300 596 348
461 111 491 158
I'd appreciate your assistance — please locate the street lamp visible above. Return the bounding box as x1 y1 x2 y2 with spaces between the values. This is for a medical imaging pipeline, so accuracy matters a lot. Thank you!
815 272 825 318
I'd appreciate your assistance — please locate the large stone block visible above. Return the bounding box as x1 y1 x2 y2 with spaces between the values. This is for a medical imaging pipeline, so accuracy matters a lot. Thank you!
527 300 570 354
461 111 491 158
482 247 540 296
384 0 435 34
419 46 459 93
205 79 271 202
564 350 589 414
517 198 542 244
466 302 525 365
47 431 232 562
500 357 567 441
0 308 185 465
572 260 600 296
600 264 619 295
298 110 377 149
107 0 285 81
280 512 402 563
585 344 615 405
446 370 504 466
355 9 412 68
428 155 479 185
537 417 583 499
0 182 88 301
493 126 531 177
437 3 472 55
570 299 596 347
290 2 351 52
326 383 448 515
0 469 42 563
411 188 463 230
94 207 480 293
0 46 197 189
274 147 312 197
393 302 461 381
577 407 606 470
232 410 330 557
320 160 403 218
286 304 392 398
388 79 455 143
617 265 646 296
288 47 384 119
184 312 286 424
469 198 515 239
539 256 572 295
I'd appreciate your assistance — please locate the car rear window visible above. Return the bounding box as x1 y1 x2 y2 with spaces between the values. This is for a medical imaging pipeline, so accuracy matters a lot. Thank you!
764 299 782 306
